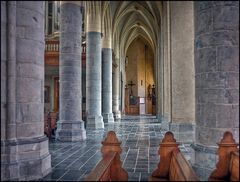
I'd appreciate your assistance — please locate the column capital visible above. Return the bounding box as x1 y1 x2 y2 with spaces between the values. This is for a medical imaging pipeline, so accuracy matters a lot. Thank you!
102 36 112 49
60 1 84 7
86 2 102 33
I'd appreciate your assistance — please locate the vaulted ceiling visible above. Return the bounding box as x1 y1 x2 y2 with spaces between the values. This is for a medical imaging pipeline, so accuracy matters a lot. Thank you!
109 1 162 58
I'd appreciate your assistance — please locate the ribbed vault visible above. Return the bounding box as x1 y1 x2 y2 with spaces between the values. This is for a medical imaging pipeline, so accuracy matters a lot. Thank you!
110 1 162 60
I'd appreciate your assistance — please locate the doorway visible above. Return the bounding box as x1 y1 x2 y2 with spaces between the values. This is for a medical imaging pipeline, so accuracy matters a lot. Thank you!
124 37 156 115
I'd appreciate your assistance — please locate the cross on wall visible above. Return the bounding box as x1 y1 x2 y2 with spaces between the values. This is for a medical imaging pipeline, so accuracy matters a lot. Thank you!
128 81 135 95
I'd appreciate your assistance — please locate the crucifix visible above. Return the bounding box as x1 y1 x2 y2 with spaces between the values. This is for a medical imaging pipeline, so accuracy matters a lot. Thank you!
128 80 135 96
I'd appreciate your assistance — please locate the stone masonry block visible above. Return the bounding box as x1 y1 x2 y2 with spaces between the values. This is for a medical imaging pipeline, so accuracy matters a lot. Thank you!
216 104 238 128
17 1 44 15
16 103 43 123
24 27 44 42
195 48 216 73
1 1 6 23
17 63 43 80
60 88 81 100
217 46 239 72
60 3 82 33
17 78 41 103
1 23 6 57
16 7 44 29
196 9 213 35
16 122 43 138
213 1 239 7
196 31 238 49
17 38 44 65
60 74 81 82
213 6 239 30
201 72 239 89
60 66 81 75
197 88 239 104
195 2 213 12
60 100 81 120
202 102 217 127
226 72 239 88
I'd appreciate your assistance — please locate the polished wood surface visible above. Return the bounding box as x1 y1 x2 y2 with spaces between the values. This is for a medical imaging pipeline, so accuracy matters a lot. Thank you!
85 131 128 181
149 131 199 181
209 131 239 181
229 151 239 181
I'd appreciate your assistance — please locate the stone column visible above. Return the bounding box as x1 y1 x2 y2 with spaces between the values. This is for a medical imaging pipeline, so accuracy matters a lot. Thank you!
1 2 51 180
102 36 114 123
112 58 121 120
86 2 104 128
193 1 239 180
56 1 86 141
162 2 195 143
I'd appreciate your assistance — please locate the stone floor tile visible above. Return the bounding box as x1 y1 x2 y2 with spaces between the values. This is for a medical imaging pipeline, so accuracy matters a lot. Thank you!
38 116 193 181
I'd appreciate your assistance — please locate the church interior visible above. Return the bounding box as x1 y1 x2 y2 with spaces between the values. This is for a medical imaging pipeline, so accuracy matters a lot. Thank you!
1 1 239 181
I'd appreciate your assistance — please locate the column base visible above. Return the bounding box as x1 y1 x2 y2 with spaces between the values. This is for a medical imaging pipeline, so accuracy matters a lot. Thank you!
160 115 170 130
169 122 195 143
86 115 104 129
191 143 217 181
56 120 86 142
102 113 114 123
113 110 121 120
1 136 51 181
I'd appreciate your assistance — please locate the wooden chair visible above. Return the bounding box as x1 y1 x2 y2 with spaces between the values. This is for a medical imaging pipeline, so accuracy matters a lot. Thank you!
84 131 128 181
209 131 239 181
149 131 199 181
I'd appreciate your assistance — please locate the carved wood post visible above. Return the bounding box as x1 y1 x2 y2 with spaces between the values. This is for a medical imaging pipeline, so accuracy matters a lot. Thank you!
101 131 128 181
209 131 239 181
151 131 179 178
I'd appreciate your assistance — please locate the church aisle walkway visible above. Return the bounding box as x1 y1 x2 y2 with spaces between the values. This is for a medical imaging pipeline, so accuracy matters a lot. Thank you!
40 116 192 181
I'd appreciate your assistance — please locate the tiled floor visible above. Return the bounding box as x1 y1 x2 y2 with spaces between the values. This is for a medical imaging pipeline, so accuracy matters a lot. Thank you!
40 115 192 181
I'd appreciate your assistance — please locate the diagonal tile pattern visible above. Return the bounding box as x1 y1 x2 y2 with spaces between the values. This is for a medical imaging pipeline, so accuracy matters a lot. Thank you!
39 116 192 181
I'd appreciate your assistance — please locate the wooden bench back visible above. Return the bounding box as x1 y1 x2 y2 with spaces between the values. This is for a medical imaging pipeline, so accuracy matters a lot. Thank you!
150 131 199 181
229 151 239 181
169 148 199 181
85 131 128 181
209 131 239 181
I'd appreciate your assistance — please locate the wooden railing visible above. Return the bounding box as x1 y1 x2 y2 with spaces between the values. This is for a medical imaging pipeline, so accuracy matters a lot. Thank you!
45 40 86 54
209 131 239 181
149 131 199 181
45 40 59 52
85 131 128 181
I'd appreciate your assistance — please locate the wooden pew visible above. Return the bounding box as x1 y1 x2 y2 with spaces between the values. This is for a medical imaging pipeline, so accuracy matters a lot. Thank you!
149 131 199 181
209 131 239 181
84 131 128 181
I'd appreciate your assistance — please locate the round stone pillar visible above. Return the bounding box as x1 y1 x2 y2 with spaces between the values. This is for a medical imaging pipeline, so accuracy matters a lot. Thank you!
102 37 114 123
1 2 51 180
85 2 104 129
56 2 86 141
193 1 239 180
112 58 121 120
